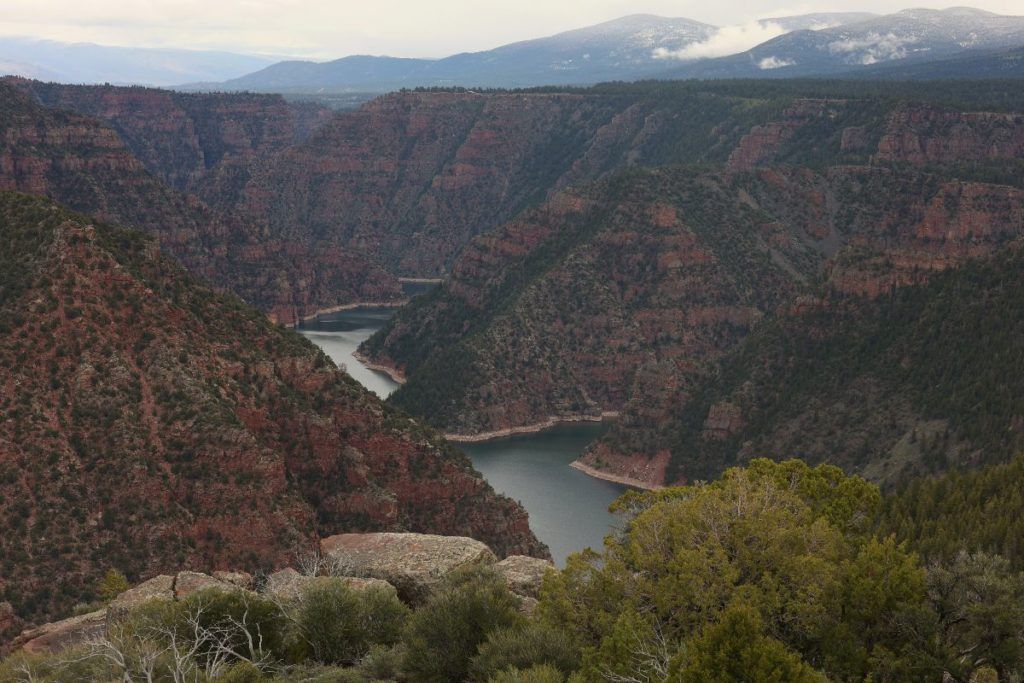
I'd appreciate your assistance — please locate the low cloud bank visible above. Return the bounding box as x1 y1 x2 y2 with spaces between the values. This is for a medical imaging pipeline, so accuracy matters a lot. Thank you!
828 32 917 65
653 21 788 61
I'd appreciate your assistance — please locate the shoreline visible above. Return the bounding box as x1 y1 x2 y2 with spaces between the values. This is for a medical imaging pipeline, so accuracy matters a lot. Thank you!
297 300 407 325
444 412 621 444
398 277 444 284
351 350 407 384
568 460 662 491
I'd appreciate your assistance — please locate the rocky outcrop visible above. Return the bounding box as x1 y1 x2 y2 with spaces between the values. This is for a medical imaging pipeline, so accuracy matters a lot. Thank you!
0 193 545 629
321 532 497 604
262 569 397 603
493 556 555 600
12 532 534 654
107 575 175 617
10 610 107 655
727 99 848 172
701 402 746 441
212 571 255 590
875 106 1024 165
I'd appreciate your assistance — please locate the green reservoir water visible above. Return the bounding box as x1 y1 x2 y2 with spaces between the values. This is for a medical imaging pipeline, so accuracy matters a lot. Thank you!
301 307 627 565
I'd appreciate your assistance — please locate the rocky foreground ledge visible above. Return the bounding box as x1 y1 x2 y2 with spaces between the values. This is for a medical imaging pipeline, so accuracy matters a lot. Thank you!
10 533 553 656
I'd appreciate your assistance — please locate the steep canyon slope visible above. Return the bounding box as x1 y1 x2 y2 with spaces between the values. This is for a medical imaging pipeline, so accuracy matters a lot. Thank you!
0 79 399 322
0 192 544 638
364 92 1024 486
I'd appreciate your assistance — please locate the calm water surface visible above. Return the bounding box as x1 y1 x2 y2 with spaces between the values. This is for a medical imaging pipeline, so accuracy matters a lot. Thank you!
299 307 400 399
301 306 626 565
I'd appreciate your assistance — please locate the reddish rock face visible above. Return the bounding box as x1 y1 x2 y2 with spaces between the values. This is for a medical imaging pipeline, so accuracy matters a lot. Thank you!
0 80 399 320
726 99 849 172
702 402 746 441
0 193 545 629
875 106 1024 165
11 80 333 197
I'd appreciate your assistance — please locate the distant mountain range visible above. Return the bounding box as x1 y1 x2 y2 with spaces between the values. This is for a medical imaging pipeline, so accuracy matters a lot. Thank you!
2 8 1022 93
665 7 1024 79
188 8 1023 94
0 37 281 86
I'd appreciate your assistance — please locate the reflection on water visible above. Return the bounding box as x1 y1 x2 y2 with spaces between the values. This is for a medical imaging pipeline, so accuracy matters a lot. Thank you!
302 306 626 565
299 307 400 399
462 423 626 565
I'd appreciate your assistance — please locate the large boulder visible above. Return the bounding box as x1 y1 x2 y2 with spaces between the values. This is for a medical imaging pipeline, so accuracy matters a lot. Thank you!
321 533 497 603
212 571 254 590
263 568 396 603
174 571 245 600
11 610 106 654
493 556 555 599
106 574 175 619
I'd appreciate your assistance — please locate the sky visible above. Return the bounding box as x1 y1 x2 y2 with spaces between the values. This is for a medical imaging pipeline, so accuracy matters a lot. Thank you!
1 1 1022 59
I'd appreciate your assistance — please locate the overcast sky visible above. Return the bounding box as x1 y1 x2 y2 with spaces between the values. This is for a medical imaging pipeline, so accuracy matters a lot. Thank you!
1 1 1022 59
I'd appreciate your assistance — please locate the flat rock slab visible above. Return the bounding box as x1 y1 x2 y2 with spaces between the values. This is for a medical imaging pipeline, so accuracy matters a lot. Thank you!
174 571 244 600
263 569 396 603
321 532 497 603
494 555 555 599
212 571 254 590
12 609 106 654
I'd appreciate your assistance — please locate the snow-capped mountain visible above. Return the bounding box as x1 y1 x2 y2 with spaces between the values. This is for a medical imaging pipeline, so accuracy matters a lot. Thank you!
667 8 1024 78
194 12 874 93
182 7 1024 93
206 15 718 92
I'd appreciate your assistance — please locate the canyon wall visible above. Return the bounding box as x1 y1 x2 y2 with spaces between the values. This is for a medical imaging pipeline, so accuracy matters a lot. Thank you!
0 192 544 631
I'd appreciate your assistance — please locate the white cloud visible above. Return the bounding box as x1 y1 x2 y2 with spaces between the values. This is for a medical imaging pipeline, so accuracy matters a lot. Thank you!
0 1 1020 60
827 31 917 64
653 20 787 61
758 55 796 69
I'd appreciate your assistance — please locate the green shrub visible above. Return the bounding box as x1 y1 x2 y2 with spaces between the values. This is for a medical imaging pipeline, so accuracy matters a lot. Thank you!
174 589 290 664
356 643 406 680
296 579 410 665
213 660 269 683
470 623 580 681
403 567 524 683
97 568 130 602
269 664 363 682
488 663 565 683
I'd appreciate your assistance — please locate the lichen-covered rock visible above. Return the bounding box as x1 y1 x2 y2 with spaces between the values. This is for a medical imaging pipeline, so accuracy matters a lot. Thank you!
518 596 540 617
212 571 255 590
493 556 555 599
107 575 175 616
262 568 396 602
174 571 241 600
260 565 395 602
11 610 106 655
321 532 497 603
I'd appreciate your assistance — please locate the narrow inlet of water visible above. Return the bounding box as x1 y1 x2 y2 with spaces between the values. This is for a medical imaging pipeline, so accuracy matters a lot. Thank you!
300 307 626 564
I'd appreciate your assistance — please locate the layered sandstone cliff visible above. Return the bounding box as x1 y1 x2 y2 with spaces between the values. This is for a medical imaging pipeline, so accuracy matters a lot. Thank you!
0 192 544 631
